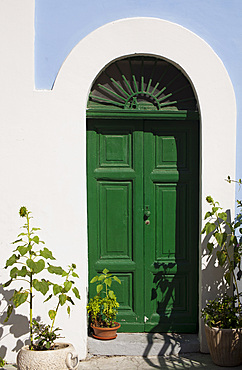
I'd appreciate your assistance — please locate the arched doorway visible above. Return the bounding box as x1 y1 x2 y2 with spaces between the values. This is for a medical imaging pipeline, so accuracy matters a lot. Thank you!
87 56 199 332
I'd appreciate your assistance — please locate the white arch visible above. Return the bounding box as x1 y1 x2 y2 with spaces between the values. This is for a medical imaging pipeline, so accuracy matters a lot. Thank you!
53 17 236 354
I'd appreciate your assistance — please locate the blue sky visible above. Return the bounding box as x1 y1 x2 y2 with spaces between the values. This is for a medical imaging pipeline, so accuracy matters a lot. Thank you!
35 0 242 189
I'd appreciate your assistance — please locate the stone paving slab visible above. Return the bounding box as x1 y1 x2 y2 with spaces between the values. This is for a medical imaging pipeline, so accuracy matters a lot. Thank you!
78 354 242 370
88 333 200 356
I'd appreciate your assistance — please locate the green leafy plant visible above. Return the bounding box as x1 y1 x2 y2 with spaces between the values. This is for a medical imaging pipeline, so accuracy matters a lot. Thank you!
201 195 242 311
32 320 62 351
3 206 81 350
87 268 121 328
0 357 5 368
201 294 242 329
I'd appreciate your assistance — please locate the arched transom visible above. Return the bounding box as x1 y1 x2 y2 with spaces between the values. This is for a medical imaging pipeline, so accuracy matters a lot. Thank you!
88 56 197 111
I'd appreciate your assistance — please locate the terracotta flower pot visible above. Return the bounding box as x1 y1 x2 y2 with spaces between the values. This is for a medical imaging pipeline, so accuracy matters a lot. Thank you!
205 324 242 367
91 322 121 340
17 343 79 370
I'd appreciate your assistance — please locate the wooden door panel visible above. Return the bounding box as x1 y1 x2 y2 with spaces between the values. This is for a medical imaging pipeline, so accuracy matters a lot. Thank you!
87 119 144 332
144 120 199 333
99 181 132 259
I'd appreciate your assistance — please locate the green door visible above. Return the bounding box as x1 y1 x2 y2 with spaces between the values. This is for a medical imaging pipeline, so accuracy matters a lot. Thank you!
87 116 199 333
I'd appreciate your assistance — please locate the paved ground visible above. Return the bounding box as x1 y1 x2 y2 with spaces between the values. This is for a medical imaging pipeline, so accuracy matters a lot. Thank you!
4 353 242 369
77 353 242 369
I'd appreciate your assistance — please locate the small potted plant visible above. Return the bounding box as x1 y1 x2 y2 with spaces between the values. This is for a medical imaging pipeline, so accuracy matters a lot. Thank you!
3 206 81 370
87 268 121 340
201 192 242 366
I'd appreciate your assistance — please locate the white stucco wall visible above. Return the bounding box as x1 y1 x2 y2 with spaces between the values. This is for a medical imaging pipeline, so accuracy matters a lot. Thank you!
0 2 236 362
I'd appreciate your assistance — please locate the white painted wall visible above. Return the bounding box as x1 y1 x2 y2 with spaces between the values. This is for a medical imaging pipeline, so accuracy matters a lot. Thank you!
0 3 236 363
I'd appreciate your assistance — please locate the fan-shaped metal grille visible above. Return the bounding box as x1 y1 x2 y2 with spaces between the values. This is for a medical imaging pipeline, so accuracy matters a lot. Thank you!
88 56 197 111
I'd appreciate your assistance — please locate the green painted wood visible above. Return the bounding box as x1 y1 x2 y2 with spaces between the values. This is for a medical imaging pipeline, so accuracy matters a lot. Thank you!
143 120 199 333
87 119 145 332
87 117 199 333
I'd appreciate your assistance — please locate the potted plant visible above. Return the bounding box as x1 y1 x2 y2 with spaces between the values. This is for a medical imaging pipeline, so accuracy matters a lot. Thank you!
87 268 121 340
3 206 81 370
201 192 242 366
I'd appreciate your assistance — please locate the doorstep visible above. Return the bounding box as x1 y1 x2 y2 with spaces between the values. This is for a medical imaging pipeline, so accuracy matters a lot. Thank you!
88 333 200 357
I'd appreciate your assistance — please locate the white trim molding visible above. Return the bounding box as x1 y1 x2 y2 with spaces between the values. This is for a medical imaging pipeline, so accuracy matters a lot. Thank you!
53 17 236 354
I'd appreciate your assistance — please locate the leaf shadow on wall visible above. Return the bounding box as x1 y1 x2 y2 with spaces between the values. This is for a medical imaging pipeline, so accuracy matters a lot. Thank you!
0 285 29 356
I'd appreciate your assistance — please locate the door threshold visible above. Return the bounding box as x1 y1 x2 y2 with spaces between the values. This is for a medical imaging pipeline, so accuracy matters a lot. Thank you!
88 332 200 357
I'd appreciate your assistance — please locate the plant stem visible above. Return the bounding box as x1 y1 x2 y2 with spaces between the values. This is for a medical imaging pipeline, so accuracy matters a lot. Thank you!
51 302 60 332
26 211 34 350
30 273 33 349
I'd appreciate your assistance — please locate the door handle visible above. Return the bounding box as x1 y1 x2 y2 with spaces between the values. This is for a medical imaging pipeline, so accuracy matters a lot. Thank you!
144 206 150 225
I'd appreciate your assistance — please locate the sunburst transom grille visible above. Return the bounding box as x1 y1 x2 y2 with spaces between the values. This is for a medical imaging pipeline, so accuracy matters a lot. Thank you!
88 56 197 111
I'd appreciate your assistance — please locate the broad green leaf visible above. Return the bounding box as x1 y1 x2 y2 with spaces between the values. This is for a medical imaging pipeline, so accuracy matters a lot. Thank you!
5 254 18 268
98 275 106 281
64 281 72 292
48 310 56 320
230 235 237 245
224 272 231 285
102 268 109 275
214 232 223 247
53 284 62 295
10 266 28 278
218 212 227 222
113 276 121 284
12 291 28 307
17 245 29 256
59 294 67 306
204 211 212 219
104 277 112 287
90 276 98 283
216 250 227 266
67 306 71 316
4 305 13 323
26 259 45 274
10 267 18 279
96 284 103 294
39 247 55 260
72 263 76 269
72 272 79 278
205 223 216 235
207 242 214 254
72 287 81 299
109 290 115 299
33 279 49 295
32 236 39 244
48 265 65 275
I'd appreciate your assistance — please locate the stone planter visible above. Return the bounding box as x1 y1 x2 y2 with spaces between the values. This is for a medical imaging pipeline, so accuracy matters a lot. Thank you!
205 324 242 367
17 343 79 370
91 322 121 340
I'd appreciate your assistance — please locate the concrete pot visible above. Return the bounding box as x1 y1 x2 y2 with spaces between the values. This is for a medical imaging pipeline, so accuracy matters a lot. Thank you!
205 324 242 367
91 322 121 340
17 343 79 370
